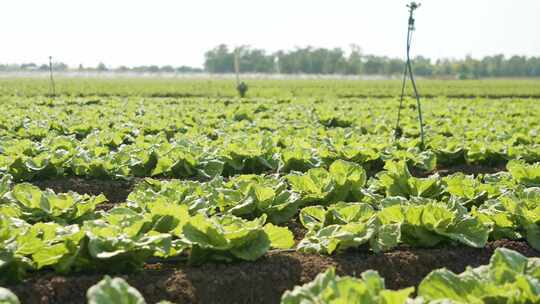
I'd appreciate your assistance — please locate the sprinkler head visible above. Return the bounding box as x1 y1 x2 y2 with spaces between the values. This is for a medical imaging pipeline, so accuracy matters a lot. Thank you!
407 2 421 10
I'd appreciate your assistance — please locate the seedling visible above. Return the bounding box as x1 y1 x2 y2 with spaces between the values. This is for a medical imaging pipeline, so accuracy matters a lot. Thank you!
394 1 425 149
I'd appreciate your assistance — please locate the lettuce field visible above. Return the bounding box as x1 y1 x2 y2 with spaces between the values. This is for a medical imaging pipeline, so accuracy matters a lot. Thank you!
2 78 540 303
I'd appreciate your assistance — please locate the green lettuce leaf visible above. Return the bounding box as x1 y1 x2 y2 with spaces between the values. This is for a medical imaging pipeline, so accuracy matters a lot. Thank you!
418 248 540 303
281 267 413 304
0 287 20 304
507 160 540 187
87 276 146 304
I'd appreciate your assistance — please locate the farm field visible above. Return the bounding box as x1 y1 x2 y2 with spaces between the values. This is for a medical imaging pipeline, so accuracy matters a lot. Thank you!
2 78 540 303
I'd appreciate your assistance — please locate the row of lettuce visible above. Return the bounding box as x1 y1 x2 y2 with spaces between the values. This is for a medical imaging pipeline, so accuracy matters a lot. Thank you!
1 97 540 181
1 159 540 283
1 248 538 304
2 131 540 182
0 275 173 304
2 78 540 98
282 248 540 304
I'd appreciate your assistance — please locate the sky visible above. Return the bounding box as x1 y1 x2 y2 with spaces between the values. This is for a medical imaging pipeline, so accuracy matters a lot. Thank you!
1 0 539 68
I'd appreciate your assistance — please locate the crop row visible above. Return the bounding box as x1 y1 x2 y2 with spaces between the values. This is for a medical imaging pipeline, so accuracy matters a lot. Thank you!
1 247 538 303
2 78 540 98
2 97 540 181
1 159 540 284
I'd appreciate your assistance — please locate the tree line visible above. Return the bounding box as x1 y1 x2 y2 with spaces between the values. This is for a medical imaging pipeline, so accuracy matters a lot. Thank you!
2 45 539 78
204 44 540 78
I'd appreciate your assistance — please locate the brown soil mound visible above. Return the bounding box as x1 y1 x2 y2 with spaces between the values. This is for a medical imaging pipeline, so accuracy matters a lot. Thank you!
32 178 138 205
29 163 507 206
9 240 537 304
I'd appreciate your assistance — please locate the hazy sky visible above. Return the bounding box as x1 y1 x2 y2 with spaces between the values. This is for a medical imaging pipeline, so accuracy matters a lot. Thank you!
2 0 539 68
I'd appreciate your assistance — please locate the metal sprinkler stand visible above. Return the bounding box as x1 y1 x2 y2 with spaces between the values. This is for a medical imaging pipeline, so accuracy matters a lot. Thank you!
49 56 56 97
394 1 425 149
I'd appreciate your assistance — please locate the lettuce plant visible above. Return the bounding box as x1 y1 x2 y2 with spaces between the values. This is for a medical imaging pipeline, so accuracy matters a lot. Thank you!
377 161 444 200
281 268 413 304
507 160 540 187
3 183 107 224
418 248 540 303
297 201 489 254
287 160 367 205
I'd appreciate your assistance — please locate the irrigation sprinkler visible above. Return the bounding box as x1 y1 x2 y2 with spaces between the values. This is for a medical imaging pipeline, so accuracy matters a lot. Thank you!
48 56 56 97
234 49 248 98
394 1 425 149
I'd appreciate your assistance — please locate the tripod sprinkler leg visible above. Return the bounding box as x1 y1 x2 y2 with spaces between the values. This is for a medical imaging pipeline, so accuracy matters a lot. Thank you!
407 59 425 150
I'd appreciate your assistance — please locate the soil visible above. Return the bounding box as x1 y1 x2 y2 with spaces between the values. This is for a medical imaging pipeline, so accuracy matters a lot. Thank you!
411 163 507 178
435 164 507 176
8 240 538 304
283 219 307 244
28 163 508 209
32 178 138 205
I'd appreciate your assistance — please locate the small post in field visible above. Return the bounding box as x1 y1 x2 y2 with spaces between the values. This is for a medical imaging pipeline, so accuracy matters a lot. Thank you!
48 56 56 97
234 48 248 98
